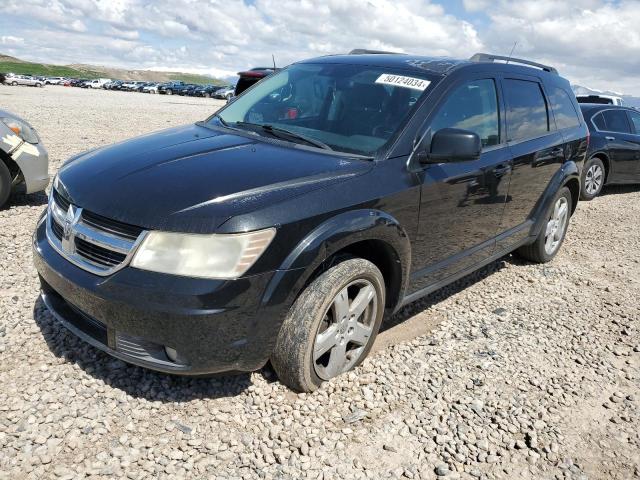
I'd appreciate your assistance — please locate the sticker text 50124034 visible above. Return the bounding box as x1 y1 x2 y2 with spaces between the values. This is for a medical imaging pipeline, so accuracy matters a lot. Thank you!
375 74 431 91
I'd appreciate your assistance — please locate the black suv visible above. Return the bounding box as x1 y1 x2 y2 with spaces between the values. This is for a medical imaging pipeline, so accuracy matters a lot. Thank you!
578 104 640 199
157 82 186 95
33 52 587 391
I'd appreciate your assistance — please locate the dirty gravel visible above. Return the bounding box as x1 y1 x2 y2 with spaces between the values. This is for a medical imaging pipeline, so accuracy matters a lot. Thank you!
0 86 639 480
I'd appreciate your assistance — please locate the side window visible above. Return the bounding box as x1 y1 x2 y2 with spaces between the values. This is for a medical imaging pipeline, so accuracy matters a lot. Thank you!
592 112 607 130
503 79 550 141
602 110 631 133
430 79 499 148
628 111 640 134
548 87 581 129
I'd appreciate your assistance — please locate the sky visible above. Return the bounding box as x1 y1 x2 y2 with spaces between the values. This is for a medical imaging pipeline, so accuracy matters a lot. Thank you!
1 0 640 94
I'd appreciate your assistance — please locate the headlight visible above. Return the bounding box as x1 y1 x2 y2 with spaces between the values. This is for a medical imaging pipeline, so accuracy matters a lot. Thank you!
1 117 39 144
131 228 276 279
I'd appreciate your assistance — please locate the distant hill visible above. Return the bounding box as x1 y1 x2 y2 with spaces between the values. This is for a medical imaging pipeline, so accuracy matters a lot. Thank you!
0 54 224 85
572 84 640 109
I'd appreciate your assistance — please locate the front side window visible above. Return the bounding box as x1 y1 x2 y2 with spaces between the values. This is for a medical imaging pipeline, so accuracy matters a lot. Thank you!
549 87 581 129
503 79 550 142
602 110 631 133
430 79 500 148
211 63 436 156
627 111 640 134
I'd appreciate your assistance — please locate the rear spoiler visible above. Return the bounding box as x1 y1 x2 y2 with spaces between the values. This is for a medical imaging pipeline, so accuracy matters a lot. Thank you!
349 49 404 55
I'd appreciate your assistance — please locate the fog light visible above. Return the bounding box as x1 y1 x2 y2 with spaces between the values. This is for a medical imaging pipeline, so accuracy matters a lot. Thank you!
165 346 179 362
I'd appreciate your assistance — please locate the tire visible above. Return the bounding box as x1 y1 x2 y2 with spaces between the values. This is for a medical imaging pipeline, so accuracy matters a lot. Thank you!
580 157 605 200
35 83 42 87
204 93 210 98
517 186 572 263
0 161 12 208
166 89 173 95
11 81 17 86
271 258 385 392
226 93 232 100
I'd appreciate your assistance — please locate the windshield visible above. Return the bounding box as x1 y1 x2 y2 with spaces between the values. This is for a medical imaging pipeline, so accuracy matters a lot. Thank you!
209 63 435 156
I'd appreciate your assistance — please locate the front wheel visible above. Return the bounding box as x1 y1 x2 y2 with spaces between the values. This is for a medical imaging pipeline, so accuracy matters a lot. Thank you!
0 161 12 208
271 258 385 392
166 89 172 95
11 81 17 86
581 157 605 200
517 186 572 263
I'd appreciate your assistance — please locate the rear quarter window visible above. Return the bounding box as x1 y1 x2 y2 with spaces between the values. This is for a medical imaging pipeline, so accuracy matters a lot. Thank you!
503 79 550 142
592 112 607 130
549 87 581 129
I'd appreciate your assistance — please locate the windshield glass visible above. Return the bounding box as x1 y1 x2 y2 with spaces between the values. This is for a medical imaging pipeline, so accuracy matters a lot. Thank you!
210 63 435 156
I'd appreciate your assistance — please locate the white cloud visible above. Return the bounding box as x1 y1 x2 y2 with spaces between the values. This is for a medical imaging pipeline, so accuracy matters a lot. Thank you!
1 36 25 46
473 0 640 94
1 0 640 94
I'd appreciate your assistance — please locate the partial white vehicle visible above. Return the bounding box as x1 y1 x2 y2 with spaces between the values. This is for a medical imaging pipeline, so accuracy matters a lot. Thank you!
87 78 111 89
142 83 161 94
5 75 44 87
214 85 235 100
45 77 66 85
576 94 624 106
0 110 49 207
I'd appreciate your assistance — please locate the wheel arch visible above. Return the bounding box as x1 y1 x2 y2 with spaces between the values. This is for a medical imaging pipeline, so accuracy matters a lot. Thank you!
589 151 610 183
262 209 411 315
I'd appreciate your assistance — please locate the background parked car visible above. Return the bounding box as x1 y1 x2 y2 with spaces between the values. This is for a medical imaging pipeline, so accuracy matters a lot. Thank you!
0 109 49 207
235 67 278 96
87 78 111 89
214 85 235 100
142 83 161 94
5 75 44 87
191 85 224 97
576 94 624 106
158 81 186 95
69 79 88 87
45 77 66 85
578 104 640 199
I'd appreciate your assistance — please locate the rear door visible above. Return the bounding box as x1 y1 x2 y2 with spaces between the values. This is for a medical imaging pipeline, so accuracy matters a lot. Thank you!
598 109 639 179
625 110 640 179
498 75 566 249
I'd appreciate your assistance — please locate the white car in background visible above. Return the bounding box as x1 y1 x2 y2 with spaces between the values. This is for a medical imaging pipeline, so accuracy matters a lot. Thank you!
5 75 44 87
0 109 49 207
142 83 161 94
576 94 624 106
87 78 111 89
45 77 66 85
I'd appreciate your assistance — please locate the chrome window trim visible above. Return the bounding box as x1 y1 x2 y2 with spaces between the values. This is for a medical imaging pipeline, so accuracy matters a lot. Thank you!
589 108 638 135
45 189 148 276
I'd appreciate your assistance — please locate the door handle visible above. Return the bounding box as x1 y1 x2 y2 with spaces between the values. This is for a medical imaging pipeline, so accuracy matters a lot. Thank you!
605 136 616 141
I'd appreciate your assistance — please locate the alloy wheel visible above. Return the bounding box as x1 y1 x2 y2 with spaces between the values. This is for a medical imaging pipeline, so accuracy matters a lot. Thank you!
544 196 569 255
585 164 604 196
313 279 378 380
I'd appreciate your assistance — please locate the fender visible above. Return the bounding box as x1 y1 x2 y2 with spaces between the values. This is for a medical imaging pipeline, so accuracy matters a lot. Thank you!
529 160 580 239
261 208 412 311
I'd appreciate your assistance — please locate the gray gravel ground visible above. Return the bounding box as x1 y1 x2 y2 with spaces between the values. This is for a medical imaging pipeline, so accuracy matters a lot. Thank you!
1 86 639 480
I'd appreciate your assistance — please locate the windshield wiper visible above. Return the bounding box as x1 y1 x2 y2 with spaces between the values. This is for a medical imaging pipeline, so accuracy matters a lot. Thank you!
235 122 333 151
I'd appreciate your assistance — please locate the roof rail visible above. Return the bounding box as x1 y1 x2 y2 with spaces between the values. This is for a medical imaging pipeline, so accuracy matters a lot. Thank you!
469 53 558 75
349 49 403 55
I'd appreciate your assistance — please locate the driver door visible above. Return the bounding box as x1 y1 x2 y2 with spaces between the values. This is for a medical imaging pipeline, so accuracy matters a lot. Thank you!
409 77 512 293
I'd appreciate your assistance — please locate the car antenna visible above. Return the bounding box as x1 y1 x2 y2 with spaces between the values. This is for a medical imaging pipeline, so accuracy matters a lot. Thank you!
272 54 276 70
506 41 518 64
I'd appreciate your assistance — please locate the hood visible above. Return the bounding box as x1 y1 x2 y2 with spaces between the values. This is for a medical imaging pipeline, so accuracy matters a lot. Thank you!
57 123 371 233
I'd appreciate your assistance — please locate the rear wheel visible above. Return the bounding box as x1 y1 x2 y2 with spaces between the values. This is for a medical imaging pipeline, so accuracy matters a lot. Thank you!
0 161 12 208
517 186 572 263
581 157 605 200
166 89 173 95
11 81 17 86
271 258 385 392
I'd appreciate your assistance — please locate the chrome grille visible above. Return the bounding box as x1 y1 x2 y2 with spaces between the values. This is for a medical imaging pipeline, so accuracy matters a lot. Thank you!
45 187 147 276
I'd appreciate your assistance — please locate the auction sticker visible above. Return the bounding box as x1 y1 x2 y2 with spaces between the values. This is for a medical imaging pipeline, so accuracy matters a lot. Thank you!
375 74 430 91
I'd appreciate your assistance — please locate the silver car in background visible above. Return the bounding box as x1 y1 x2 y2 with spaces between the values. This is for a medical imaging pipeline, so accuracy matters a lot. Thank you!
4 75 44 87
0 110 49 207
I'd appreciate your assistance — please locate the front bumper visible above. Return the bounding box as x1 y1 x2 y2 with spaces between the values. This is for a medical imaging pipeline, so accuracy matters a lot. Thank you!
33 218 294 375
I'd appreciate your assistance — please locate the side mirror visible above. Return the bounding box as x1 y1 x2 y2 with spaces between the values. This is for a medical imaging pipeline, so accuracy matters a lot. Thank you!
420 128 482 164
